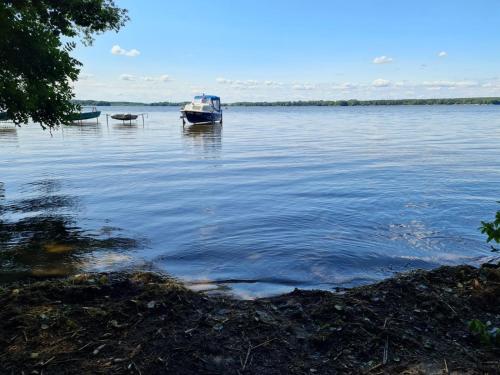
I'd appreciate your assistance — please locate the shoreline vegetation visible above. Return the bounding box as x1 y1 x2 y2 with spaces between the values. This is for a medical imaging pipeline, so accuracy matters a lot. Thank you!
74 97 500 107
1 263 499 373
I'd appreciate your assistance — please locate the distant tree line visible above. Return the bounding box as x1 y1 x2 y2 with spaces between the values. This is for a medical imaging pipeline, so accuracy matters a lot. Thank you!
150 101 189 106
73 100 187 106
74 97 500 107
229 97 500 106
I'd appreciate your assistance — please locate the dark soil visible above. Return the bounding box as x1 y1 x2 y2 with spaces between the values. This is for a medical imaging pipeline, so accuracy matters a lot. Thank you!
0 264 499 374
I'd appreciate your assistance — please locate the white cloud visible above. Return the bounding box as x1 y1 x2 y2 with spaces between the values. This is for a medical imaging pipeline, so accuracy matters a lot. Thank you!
78 73 94 80
125 49 140 57
140 75 171 82
292 84 315 90
232 80 259 89
422 80 478 88
331 82 361 90
215 77 261 89
438 51 447 57
373 56 393 64
111 45 124 55
216 77 232 84
111 45 141 57
264 80 283 86
217 78 283 88
119 74 135 81
75 73 496 103
481 81 500 90
372 78 391 87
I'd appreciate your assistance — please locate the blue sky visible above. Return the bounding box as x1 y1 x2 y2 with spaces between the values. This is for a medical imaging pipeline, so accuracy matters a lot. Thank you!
73 0 500 102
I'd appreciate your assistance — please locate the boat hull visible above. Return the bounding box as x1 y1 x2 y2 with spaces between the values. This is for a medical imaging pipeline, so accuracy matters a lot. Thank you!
70 111 101 121
111 114 138 121
182 110 221 124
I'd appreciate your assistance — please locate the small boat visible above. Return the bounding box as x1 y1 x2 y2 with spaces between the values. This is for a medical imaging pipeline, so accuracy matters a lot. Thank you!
181 94 223 125
70 107 101 123
111 114 138 121
106 113 146 126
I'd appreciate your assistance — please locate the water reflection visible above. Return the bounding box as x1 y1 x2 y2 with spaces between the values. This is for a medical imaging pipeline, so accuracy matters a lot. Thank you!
62 123 102 136
0 180 140 281
1 106 497 297
112 122 141 137
0 126 17 141
182 123 222 156
113 123 138 130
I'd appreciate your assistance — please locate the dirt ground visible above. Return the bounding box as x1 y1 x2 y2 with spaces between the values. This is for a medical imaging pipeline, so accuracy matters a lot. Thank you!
0 263 499 374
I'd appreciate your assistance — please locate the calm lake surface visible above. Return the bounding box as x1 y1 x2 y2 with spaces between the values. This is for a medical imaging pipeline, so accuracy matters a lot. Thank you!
1 105 499 297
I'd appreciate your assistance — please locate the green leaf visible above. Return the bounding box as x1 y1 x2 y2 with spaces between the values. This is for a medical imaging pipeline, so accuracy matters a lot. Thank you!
0 1 129 128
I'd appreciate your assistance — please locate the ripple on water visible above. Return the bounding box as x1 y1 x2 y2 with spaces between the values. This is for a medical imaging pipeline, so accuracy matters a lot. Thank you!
0 105 498 296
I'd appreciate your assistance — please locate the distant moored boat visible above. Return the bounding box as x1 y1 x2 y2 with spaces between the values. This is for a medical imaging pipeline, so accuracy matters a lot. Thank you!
111 114 138 121
107 113 146 126
180 94 223 125
70 106 101 123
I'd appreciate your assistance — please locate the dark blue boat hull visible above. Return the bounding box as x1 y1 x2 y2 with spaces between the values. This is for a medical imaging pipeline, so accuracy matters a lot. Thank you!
182 110 222 124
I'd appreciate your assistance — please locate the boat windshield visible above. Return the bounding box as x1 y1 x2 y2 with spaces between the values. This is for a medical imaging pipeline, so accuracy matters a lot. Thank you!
192 96 220 110
193 96 210 104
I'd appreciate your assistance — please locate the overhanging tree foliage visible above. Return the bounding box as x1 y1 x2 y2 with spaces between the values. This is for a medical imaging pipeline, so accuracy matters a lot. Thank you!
481 209 500 252
0 0 128 128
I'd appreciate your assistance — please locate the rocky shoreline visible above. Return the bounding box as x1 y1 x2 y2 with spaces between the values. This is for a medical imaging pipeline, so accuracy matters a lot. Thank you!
1 264 499 374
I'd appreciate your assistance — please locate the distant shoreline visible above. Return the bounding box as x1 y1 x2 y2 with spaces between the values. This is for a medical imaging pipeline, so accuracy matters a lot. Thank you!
74 97 500 107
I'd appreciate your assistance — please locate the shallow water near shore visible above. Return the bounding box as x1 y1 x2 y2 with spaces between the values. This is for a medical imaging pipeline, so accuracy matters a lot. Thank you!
1 105 499 297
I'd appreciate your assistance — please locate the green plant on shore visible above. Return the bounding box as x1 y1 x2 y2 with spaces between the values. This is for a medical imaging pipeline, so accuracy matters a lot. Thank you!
480 209 500 252
468 319 500 346
0 1 129 128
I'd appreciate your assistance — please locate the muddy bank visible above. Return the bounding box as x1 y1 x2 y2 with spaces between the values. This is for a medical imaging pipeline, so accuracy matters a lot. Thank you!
0 264 499 374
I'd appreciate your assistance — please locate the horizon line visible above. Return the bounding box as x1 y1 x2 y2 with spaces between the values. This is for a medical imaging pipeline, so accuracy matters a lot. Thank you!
73 96 500 105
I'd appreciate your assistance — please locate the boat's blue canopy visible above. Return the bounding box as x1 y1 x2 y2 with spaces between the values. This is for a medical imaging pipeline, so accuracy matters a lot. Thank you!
194 95 220 100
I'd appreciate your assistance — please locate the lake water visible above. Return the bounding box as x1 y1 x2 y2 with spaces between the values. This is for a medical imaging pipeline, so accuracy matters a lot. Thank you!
1 105 499 297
